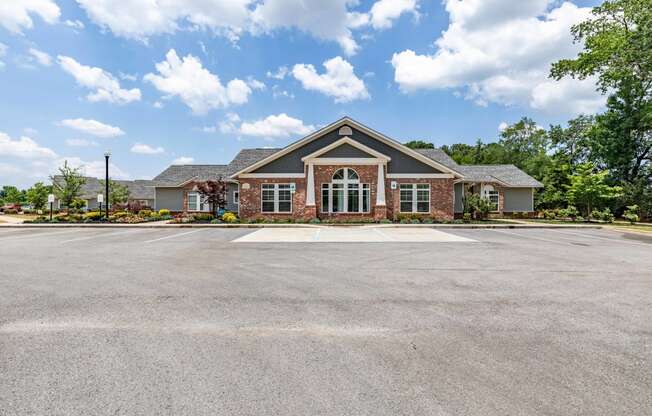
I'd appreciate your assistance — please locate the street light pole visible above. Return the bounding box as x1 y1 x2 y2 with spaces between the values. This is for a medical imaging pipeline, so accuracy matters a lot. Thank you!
104 150 111 220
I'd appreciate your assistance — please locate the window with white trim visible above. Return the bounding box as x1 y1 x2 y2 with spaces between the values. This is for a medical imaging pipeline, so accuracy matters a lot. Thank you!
399 183 430 213
321 168 370 213
233 190 239 205
187 192 209 212
261 184 292 213
482 185 499 211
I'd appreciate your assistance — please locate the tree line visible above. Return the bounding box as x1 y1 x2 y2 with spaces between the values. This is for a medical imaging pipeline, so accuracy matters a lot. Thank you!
407 0 651 219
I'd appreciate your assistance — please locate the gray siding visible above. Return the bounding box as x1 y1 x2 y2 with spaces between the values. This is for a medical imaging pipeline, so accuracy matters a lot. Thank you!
503 188 534 212
155 188 184 211
318 143 374 158
226 183 239 212
454 183 464 213
253 126 443 174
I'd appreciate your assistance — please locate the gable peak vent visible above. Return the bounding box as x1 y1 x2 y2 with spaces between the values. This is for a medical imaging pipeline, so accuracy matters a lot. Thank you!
338 126 353 136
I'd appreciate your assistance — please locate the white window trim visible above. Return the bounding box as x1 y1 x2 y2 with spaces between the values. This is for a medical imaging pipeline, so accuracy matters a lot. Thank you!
187 191 209 212
261 183 292 214
233 190 239 205
399 183 431 214
320 168 370 214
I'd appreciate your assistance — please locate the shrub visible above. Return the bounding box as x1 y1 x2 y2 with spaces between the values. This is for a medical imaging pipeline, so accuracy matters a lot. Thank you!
559 206 580 221
210 218 223 224
221 212 238 223
379 218 392 224
112 211 130 219
541 209 557 220
158 209 171 216
601 208 615 223
83 211 104 221
462 212 472 223
193 213 215 222
138 209 153 217
421 217 434 224
309 218 321 224
623 205 640 224
255 217 267 223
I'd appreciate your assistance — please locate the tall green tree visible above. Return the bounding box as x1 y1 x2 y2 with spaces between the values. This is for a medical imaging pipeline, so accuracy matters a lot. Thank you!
99 180 130 205
26 182 51 210
499 118 552 181
1 186 25 205
550 0 651 185
548 115 595 167
566 163 623 216
51 161 86 208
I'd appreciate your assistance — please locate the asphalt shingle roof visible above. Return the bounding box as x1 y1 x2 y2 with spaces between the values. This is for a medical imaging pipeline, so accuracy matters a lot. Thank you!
414 149 542 187
414 148 460 169
152 165 231 186
227 148 280 175
457 165 543 187
52 176 155 199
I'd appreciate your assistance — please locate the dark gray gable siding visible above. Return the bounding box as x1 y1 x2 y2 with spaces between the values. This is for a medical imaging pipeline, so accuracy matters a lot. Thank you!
318 143 375 158
252 125 443 174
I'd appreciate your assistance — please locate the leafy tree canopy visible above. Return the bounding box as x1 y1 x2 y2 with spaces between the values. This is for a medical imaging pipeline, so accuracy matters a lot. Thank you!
26 182 51 210
51 161 86 208
404 140 435 149
99 180 131 205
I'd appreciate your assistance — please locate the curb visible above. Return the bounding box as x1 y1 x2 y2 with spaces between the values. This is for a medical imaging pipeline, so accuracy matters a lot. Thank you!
0 223 603 230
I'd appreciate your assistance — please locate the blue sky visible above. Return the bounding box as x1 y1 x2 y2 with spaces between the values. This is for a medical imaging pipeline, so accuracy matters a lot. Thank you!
0 0 602 188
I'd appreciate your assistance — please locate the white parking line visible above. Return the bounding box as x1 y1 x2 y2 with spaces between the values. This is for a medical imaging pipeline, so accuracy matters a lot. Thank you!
548 229 651 247
491 229 573 245
0 229 83 241
144 229 204 244
61 229 149 244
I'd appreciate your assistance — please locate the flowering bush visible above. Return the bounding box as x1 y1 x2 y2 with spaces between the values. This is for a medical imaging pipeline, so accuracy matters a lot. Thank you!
221 212 238 223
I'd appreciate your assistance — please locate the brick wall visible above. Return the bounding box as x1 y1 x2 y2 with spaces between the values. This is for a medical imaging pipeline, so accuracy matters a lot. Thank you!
239 177 310 221
385 178 454 221
236 166 455 222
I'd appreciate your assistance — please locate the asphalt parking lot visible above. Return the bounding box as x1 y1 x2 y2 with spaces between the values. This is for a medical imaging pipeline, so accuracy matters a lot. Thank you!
1 226 651 415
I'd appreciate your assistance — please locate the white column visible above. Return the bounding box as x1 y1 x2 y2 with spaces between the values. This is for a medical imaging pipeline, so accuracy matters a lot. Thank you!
306 163 315 206
376 163 386 206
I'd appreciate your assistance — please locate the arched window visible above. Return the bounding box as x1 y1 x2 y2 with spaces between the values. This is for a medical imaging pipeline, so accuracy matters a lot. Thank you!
481 184 499 212
322 168 370 213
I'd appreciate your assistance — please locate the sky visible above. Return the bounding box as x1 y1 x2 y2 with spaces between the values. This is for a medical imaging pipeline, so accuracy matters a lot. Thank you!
0 0 603 188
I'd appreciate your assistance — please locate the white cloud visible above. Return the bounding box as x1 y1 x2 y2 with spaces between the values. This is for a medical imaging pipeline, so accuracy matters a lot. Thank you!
172 156 194 165
28 48 52 66
247 78 266 90
0 42 7 69
498 122 508 132
391 1 605 116
251 0 360 55
0 132 57 159
144 49 252 115
130 143 165 155
61 157 130 179
64 19 85 29
367 0 419 30
58 55 142 104
0 0 60 34
266 66 288 80
531 76 605 115
76 0 251 42
118 71 137 81
292 56 369 103
60 118 125 138
237 113 315 138
153 101 164 109
65 138 98 147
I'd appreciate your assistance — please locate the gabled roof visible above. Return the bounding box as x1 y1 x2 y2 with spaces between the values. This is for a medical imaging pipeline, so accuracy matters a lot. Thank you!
52 176 155 199
152 165 230 186
414 149 459 170
458 165 543 187
414 150 542 187
227 148 280 174
230 117 463 178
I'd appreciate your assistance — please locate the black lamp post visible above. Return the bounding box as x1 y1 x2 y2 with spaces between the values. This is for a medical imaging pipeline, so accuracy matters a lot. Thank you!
104 150 111 220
